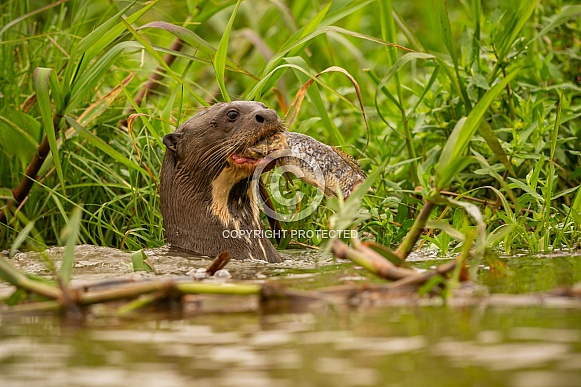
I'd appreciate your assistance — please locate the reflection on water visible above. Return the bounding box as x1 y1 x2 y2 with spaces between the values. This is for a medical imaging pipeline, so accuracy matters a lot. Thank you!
0 246 580 386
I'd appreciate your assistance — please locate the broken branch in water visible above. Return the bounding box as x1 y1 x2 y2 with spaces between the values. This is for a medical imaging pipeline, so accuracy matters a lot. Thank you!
331 238 462 291
388 261 457 290
332 239 415 281
206 251 232 275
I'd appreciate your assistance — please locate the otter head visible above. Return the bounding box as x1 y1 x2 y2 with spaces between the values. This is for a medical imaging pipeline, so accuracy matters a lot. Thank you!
160 101 287 263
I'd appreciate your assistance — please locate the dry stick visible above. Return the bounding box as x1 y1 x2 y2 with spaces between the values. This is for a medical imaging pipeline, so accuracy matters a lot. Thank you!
362 240 404 266
79 281 175 305
331 239 415 281
206 251 232 275
80 281 260 306
1 300 62 314
387 260 457 289
394 200 437 261
0 114 63 224
352 238 415 278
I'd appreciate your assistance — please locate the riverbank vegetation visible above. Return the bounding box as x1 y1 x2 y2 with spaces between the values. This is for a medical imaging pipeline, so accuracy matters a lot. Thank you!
1 0 580 257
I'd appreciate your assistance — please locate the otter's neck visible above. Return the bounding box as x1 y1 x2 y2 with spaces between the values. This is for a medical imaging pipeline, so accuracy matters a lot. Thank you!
160 160 281 263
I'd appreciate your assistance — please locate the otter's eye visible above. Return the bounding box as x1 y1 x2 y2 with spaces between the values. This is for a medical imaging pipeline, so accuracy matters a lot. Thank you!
227 110 239 121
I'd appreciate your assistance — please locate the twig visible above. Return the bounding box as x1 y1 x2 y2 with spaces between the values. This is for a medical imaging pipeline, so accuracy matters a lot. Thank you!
331 239 415 281
79 281 174 305
206 251 232 275
388 260 457 289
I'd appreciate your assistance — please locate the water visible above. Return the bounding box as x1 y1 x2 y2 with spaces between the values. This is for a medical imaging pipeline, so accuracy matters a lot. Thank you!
1 246 580 386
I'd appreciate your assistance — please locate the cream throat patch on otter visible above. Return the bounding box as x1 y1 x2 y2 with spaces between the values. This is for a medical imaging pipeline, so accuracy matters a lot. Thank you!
210 164 253 228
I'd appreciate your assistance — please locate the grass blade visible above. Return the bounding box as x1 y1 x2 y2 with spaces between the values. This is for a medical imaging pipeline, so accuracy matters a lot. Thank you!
120 21 208 106
138 21 255 79
438 0 472 112
34 67 65 194
9 221 35 258
0 0 67 39
528 5 581 45
214 0 242 102
436 67 521 190
67 0 159 85
60 206 82 284
542 93 562 236
65 116 148 176
488 0 537 82
478 120 515 176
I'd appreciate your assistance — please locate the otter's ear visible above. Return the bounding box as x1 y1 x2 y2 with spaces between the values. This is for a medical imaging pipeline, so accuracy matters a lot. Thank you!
163 133 182 153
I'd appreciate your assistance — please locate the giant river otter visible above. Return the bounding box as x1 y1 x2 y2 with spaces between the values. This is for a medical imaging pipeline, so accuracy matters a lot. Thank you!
160 101 287 263
160 101 366 263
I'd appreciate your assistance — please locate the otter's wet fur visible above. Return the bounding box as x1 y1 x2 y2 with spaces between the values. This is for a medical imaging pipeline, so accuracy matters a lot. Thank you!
160 101 286 263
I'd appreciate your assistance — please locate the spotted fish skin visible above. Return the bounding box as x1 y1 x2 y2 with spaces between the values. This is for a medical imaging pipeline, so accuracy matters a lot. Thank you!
281 132 366 198
243 132 288 159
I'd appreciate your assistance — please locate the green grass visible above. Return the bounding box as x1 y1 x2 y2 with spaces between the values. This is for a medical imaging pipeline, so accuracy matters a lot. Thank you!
0 0 580 256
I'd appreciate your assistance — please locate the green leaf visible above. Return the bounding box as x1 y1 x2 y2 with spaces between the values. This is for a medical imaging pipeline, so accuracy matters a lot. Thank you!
529 5 581 45
290 2 332 57
483 184 515 222
543 93 562 226
410 65 440 113
60 206 83 284
67 0 159 85
425 220 466 241
249 25 410 99
436 67 520 189
0 0 66 39
138 21 254 78
381 52 436 85
65 116 148 176
487 224 516 247
477 120 515 176
0 112 39 163
131 250 154 272
438 0 472 112
488 0 537 82
496 0 538 61
328 160 386 234
471 73 489 90
9 221 35 258
571 185 581 215
379 0 398 66
34 67 65 194
507 177 543 202
120 21 208 107
68 41 140 113
214 0 242 102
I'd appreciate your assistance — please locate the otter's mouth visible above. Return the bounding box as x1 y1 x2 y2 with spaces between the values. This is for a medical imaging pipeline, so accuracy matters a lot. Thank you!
231 132 288 167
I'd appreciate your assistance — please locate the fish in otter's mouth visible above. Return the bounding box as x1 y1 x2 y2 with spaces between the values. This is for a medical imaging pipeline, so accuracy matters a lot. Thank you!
230 131 288 167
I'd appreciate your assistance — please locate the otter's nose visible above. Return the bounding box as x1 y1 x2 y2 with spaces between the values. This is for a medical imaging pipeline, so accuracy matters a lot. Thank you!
255 109 279 124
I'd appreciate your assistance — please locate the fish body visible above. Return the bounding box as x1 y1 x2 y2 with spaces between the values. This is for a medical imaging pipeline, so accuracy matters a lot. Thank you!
239 130 366 198
281 132 366 198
